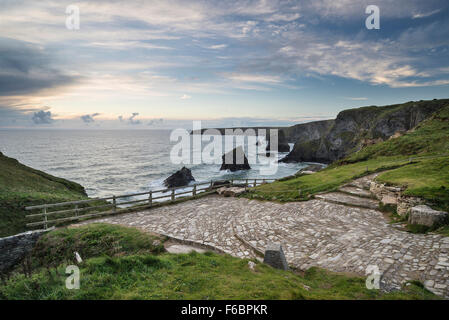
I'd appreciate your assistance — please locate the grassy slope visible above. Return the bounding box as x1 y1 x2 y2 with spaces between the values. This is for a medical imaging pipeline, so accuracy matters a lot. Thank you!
0 152 88 237
0 224 436 300
247 105 449 211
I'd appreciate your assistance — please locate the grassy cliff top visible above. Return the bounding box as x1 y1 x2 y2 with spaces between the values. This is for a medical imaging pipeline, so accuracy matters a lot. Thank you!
0 152 88 237
247 105 449 211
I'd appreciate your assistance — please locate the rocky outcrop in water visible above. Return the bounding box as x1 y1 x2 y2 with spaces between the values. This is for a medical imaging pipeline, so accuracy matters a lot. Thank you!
164 167 195 188
265 130 290 153
220 146 251 171
281 99 448 163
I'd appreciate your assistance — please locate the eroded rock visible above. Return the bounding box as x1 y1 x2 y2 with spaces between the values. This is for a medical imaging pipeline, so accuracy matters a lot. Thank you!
408 205 449 228
220 146 251 171
164 167 195 188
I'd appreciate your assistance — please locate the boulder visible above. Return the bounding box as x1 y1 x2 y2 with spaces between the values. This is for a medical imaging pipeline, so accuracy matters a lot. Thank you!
217 187 247 197
263 243 289 270
163 167 195 188
408 205 449 228
220 146 251 171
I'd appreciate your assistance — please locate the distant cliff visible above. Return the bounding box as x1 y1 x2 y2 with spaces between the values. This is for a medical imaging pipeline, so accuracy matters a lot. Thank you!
281 99 449 164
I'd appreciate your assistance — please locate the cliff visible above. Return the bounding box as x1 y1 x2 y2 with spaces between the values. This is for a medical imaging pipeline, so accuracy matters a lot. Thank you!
281 99 449 164
0 152 88 237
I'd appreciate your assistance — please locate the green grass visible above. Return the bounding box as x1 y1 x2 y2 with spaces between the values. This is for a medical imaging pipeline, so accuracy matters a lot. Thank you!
246 105 449 211
31 224 166 269
246 157 410 202
376 158 449 212
0 152 88 237
0 224 437 300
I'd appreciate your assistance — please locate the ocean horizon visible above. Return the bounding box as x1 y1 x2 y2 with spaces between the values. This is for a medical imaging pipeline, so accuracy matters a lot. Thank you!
0 129 306 199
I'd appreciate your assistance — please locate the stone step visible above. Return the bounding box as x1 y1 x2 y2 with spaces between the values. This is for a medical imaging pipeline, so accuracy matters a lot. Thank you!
344 173 379 190
338 186 375 199
315 192 379 210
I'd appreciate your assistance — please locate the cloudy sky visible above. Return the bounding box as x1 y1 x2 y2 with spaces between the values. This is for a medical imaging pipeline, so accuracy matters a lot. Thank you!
1 0 448 129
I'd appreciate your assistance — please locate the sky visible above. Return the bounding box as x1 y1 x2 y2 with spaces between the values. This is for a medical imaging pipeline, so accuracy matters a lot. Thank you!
1 0 449 129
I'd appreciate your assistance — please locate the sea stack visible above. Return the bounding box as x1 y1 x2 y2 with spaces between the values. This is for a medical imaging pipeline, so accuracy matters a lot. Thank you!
265 130 290 153
164 167 195 188
220 146 251 172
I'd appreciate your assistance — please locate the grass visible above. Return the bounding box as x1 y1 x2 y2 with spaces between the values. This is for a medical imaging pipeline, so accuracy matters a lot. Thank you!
246 157 410 202
376 158 449 212
245 105 449 212
30 224 166 269
0 224 437 300
0 152 89 237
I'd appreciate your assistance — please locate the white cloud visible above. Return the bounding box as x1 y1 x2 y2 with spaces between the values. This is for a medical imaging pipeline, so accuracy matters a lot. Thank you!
412 9 441 19
180 94 192 99
224 73 282 84
208 44 228 49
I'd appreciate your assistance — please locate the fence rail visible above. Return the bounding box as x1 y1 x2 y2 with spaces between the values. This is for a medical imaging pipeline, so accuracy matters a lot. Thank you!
25 178 276 229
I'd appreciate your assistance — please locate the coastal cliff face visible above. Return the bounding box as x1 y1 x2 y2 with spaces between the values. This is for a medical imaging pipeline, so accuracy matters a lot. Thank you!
281 99 449 163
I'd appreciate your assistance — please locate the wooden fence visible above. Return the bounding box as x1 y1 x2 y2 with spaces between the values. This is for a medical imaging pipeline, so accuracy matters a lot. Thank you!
25 178 276 230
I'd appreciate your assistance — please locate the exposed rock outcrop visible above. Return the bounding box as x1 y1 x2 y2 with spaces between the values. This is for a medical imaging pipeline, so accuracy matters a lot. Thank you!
164 167 195 188
408 205 449 228
217 187 247 197
281 99 448 163
220 146 251 171
0 228 53 274
265 130 290 153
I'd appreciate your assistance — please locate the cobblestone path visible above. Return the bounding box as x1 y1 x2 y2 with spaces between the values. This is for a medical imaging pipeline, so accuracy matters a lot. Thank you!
80 193 449 297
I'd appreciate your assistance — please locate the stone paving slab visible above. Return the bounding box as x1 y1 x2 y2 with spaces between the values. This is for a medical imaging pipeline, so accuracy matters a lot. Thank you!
315 192 380 210
79 195 449 298
338 186 374 198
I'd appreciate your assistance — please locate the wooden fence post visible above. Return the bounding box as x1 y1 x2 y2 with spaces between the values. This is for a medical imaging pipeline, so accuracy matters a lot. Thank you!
113 196 117 212
75 204 79 217
210 180 213 191
148 191 152 206
193 185 197 196
171 189 175 201
254 179 257 187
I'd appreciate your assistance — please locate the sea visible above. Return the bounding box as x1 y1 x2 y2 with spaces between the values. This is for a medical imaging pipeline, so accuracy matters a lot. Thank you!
0 129 308 199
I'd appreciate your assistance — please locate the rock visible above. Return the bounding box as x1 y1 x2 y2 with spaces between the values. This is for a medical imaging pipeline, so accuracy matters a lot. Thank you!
217 187 247 197
302 284 311 291
381 195 397 206
280 100 447 163
397 195 424 217
265 130 290 153
263 243 289 270
220 146 251 171
0 228 53 274
248 261 256 271
164 167 195 188
408 205 449 228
